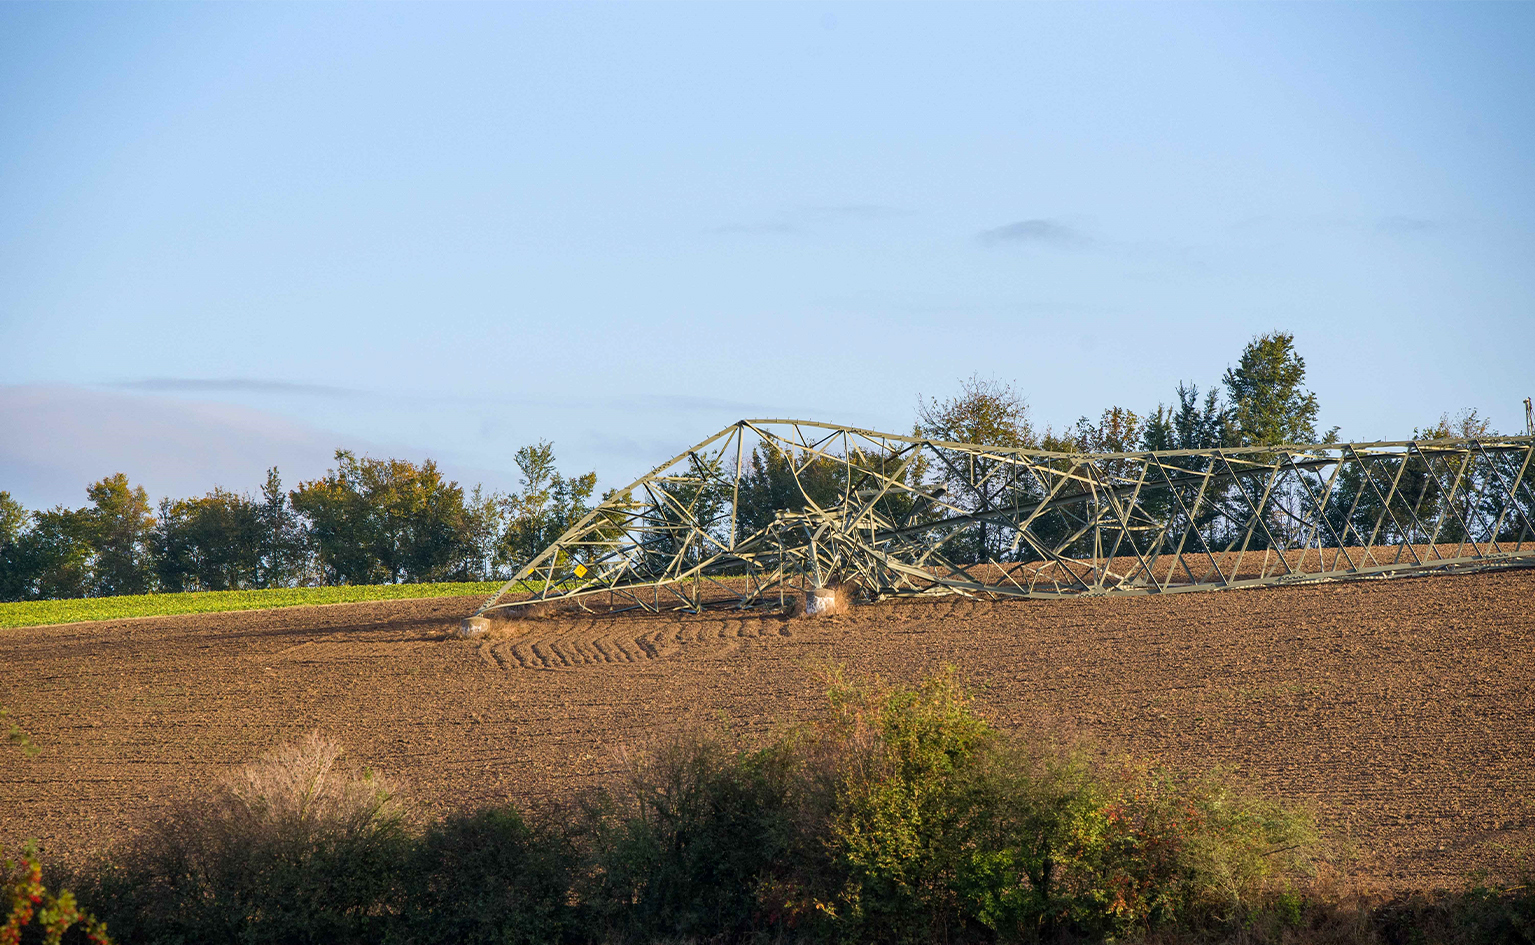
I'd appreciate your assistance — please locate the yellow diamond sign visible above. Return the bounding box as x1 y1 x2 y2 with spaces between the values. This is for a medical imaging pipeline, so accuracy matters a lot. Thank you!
572 563 588 578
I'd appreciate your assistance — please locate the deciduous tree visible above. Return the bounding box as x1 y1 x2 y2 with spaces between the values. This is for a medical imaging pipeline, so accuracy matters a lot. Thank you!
292 451 489 584
151 488 264 592
917 376 1037 562
84 473 156 596
498 442 597 570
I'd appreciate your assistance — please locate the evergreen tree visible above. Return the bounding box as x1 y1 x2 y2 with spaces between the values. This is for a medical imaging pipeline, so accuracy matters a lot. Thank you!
1143 383 1231 453
733 443 845 538
1222 332 1320 447
257 468 312 587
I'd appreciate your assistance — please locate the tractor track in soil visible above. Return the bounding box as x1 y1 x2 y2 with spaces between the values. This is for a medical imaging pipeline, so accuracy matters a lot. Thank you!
1 569 1532 889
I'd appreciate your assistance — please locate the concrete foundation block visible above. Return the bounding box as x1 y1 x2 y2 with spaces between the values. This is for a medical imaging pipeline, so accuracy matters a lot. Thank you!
457 616 491 639
804 588 840 617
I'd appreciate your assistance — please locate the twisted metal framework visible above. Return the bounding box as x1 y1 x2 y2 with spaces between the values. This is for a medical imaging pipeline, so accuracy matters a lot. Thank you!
476 420 1535 617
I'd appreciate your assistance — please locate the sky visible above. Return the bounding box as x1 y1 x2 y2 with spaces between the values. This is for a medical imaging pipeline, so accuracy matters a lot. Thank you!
2 2 1533 509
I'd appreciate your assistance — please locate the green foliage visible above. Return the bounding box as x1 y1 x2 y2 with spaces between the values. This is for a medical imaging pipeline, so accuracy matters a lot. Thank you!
917 376 1038 562
0 581 503 629
256 468 312 587
918 375 1036 450
74 673 1527 945
0 493 34 603
734 443 848 537
1072 407 1148 486
0 476 157 602
291 451 495 585
151 489 265 593
0 494 24 549
1223 331 1321 447
1372 868 1535 945
1143 382 1232 453
3 507 95 602
1073 407 1144 456
4 842 113 945
556 668 1320 944
761 668 1320 943
82 475 156 597
149 471 317 593
810 669 1000 941
576 733 793 943
498 442 598 569
1 706 38 758
1419 408 1494 442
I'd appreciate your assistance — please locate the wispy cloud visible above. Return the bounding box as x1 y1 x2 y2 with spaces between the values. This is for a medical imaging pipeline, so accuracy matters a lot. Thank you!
0 384 365 508
1376 215 1439 234
977 219 1089 248
112 378 361 397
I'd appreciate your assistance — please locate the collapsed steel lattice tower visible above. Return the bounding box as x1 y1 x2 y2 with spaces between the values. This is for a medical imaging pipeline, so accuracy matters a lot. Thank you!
474 420 1535 617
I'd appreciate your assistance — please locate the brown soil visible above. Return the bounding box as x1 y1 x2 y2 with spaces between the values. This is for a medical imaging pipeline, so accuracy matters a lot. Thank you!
3 570 1533 890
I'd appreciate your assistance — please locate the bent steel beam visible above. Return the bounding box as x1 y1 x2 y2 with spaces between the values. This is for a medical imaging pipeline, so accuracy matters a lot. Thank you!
474 420 1535 617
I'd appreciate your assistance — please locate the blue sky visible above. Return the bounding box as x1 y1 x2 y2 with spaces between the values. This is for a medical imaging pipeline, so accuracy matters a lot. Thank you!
2 2 1532 508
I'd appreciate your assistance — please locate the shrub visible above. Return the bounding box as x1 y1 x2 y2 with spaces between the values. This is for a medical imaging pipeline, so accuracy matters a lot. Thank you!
3 842 112 945
790 668 999 943
1369 848 1535 945
1037 762 1319 937
764 667 1320 944
392 806 577 945
86 734 411 945
575 733 794 944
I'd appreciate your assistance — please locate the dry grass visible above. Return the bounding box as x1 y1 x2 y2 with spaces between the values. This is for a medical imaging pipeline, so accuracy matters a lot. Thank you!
221 733 410 829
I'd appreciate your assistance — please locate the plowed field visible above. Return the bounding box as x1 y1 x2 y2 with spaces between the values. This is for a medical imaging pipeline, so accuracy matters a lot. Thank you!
3 570 1532 889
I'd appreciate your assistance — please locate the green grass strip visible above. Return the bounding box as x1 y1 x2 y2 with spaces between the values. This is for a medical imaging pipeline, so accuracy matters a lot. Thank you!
0 582 507 629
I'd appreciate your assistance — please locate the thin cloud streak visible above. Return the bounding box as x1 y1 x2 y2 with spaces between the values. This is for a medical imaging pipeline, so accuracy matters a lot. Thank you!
1376 215 1439 233
113 378 362 397
0 384 364 508
977 219 1090 248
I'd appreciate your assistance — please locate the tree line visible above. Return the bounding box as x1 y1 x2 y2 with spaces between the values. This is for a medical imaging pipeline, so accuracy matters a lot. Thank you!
2 331 1521 601
0 444 597 602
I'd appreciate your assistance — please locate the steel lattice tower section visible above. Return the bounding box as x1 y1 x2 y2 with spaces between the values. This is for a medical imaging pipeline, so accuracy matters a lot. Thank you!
472 420 1535 618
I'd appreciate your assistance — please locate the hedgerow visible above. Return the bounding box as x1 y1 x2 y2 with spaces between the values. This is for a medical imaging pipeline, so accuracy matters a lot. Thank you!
48 668 1535 944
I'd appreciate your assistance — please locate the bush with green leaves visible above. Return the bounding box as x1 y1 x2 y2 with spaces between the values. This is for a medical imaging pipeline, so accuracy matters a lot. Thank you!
569 668 1320 944
748 668 1319 943
574 733 795 944
4 842 113 945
